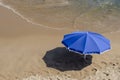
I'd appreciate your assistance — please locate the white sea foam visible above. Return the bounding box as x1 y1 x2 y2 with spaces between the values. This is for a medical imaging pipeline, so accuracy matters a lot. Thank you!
0 0 70 30
0 0 120 32
21 74 77 80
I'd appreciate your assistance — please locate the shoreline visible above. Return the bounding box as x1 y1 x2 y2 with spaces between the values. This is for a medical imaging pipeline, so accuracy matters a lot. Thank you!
0 1 72 30
1 0 120 34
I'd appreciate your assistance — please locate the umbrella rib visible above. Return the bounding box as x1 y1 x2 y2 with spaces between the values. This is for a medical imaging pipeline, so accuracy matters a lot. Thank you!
93 35 110 46
89 35 101 52
68 35 86 51
90 32 110 46
83 33 88 53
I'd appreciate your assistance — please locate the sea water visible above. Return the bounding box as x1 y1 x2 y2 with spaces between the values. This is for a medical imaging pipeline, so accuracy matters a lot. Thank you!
0 0 120 33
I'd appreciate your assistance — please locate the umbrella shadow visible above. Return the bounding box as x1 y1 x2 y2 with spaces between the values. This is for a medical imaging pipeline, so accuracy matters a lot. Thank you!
43 47 92 71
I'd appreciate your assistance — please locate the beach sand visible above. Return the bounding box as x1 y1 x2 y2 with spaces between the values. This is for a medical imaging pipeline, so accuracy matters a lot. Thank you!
0 6 120 80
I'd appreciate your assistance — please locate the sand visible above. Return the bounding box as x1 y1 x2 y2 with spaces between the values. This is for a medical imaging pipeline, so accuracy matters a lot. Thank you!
0 6 120 80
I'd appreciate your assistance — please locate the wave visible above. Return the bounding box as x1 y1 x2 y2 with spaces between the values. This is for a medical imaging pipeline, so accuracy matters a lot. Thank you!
0 0 120 33
0 0 70 30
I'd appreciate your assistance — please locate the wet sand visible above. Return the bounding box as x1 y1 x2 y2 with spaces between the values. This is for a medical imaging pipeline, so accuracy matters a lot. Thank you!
0 6 120 80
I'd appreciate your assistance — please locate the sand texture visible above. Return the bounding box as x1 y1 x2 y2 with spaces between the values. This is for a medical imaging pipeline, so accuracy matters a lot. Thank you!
0 6 120 80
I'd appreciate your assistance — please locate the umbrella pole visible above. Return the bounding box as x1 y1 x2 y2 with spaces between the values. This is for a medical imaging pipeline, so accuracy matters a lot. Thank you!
84 55 86 60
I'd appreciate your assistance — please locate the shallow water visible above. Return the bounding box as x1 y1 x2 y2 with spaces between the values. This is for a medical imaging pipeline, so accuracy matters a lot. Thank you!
0 0 120 33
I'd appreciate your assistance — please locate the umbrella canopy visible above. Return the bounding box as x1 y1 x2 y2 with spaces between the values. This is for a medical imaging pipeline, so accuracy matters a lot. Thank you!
62 31 111 54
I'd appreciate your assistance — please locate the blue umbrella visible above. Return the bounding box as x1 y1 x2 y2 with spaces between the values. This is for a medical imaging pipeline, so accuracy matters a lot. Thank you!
62 31 111 59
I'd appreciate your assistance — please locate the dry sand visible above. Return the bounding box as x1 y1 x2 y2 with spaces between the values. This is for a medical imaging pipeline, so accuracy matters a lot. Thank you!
0 6 120 80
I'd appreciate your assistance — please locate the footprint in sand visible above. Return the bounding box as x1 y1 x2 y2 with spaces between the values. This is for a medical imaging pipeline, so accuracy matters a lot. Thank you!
101 61 107 67
91 68 97 74
103 72 109 76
